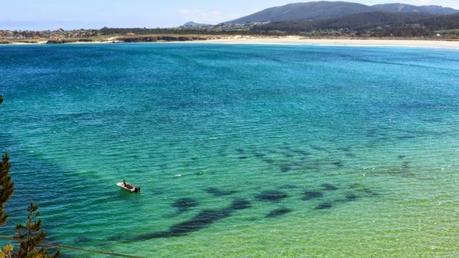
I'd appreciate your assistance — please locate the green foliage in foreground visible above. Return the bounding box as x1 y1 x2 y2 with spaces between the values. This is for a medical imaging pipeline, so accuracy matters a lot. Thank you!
0 153 14 226
15 203 59 258
0 98 13 226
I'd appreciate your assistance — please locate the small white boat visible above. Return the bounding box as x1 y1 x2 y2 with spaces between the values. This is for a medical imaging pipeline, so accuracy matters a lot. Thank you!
117 181 140 193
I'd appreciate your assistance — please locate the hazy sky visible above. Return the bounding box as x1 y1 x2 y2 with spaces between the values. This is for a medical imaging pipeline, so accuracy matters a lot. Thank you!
1 0 459 30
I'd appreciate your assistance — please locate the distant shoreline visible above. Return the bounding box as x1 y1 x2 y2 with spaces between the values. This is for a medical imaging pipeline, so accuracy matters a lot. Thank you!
191 36 459 49
2 36 459 49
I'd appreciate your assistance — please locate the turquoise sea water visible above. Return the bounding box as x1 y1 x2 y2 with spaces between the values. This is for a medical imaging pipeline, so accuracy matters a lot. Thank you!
0 43 458 257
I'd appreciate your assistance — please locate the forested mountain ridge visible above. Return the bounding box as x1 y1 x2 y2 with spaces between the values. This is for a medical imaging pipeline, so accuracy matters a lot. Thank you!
228 1 459 24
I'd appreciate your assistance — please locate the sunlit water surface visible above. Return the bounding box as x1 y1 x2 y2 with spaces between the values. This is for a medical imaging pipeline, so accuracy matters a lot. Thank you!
0 43 458 257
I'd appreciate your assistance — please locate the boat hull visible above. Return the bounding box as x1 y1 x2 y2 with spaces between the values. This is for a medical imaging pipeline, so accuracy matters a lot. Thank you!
117 182 140 193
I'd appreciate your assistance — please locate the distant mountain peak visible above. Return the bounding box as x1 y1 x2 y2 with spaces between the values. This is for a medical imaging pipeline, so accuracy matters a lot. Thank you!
228 1 372 24
226 1 459 24
180 21 212 29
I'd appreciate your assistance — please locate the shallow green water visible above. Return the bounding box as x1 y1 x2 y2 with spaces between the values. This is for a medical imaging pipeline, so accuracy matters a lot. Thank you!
0 43 458 257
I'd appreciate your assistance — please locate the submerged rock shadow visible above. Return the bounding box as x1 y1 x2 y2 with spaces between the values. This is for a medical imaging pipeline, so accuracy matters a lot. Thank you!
302 191 323 201
266 207 292 218
129 198 251 241
172 198 199 214
256 190 288 202
313 183 378 210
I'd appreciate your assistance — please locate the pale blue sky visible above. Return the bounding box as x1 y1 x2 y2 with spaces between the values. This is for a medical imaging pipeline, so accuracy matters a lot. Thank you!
1 0 459 30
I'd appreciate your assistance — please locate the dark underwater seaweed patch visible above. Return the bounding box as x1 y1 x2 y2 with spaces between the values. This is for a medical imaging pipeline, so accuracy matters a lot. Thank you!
281 152 294 158
251 146 311 171
256 190 288 202
107 235 124 242
337 147 351 152
315 203 333 210
381 161 413 178
236 148 245 154
205 187 237 197
291 161 304 167
252 152 266 159
401 161 412 176
172 198 199 213
266 207 292 218
362 188 377 196
217 146 227 157
132 198 251 241
366 136 389 148
423 117 443 123
321 183 338 191
344 193 359 201
345 152 356 158
332 161 344 168
279 164 292 172
302 191 323 201
262 158 275 164
367 128 378 137
238 156 248 159
133 209 230 240
168 209 228 235
246 216 258 222
349 183 365 190
338 146 355 158
280 145 292 151
278 161 307 173
231 198 251 210
402 161 410 169
279 184 298 189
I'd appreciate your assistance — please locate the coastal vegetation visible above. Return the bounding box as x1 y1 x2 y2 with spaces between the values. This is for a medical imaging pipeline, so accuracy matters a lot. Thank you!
15 203 59 258
0 153 14 226
250 12 459 38
2 24 458 45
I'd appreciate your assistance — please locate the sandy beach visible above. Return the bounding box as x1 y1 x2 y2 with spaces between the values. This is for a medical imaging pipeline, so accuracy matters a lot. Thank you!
197 36 459 49
2 36 459 49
